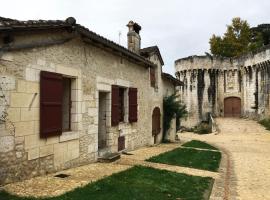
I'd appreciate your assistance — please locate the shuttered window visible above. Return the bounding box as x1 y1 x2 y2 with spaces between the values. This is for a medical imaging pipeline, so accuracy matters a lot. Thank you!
128 88 138 123
150 67 156 87
40 71 63 138
111 85 120 126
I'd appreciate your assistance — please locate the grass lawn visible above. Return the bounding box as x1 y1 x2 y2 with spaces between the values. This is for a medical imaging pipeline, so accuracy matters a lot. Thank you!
0 166 213 200
182 140 218 151
147 148 221 172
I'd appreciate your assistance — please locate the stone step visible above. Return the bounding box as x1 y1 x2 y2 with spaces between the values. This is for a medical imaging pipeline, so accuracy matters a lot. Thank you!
98 153 121 163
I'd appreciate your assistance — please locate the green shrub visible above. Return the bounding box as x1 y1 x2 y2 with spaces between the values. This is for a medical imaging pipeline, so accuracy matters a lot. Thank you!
163 94 187 142
194 122 212 134
259 118 270 130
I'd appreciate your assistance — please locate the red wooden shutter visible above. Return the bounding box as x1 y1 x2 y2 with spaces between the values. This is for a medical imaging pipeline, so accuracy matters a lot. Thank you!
150 68 156 87
128 88 138 123
111 85 120 126
40 71 63 138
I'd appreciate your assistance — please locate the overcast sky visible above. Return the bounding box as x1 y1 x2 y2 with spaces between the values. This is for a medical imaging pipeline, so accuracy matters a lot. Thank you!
1 0 270 75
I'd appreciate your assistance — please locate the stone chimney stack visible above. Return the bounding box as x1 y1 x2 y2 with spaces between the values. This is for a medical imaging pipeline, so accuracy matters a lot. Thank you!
127 21 141 54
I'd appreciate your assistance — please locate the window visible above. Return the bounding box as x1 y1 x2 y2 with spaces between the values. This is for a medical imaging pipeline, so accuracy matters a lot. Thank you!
111 85 138 126
40 71 72 138
62 78 71 132
150 67 156 87
119 87 125 122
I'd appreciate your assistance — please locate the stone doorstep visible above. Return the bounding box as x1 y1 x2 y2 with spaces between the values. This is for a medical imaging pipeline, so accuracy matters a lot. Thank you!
97 152 121 163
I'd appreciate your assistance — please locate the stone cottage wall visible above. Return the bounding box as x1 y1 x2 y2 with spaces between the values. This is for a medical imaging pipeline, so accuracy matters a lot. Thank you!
0 30 164 185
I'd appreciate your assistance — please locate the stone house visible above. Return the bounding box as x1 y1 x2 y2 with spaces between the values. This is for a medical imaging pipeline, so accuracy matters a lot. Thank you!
0 17 181 185
175 46 270 127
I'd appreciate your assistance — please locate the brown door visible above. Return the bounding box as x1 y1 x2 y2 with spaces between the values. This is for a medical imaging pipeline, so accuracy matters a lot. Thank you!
152 107 161 143
118 136 125 151
224 97 241 117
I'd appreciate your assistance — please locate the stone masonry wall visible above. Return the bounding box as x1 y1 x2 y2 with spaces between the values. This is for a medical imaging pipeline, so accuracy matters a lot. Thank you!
0 30 165 185
175 47 270 127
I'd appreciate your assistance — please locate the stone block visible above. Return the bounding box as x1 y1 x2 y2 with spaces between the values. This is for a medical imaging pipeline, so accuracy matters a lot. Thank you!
1 53 14 61
17 80 39 93
0 136 14 152
88 125 98 134
71 113 82 122
93 116 98 125
15 136 24 145
46 136 59 145
39 144 53 157
10 93 38 108
116 79 130 88
28 148 39 160
59 131 79 142
7 108 21 122
96 76 114 85
71 89 82 102
67 148 79 160
88 144 94 153
88 108 98 117
71 101 82 114
34 121 40 134
14 121 35 136
71 78 82 90
20 108 39 121
0 76 15 90
97 83 111 92
25 134 39 149
54 142 68 167
25 68 37 82
67 140 79 151
56 65 81 77
83 95 94 101
37 59 46 66
81 102 86 113
16 152 23 158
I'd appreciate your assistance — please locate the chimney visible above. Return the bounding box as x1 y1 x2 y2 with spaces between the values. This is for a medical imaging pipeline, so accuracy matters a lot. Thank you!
127 21 141 54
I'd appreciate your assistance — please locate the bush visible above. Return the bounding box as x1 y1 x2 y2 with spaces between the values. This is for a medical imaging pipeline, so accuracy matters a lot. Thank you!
163 94 187 142
194 122 212 134
259 118 270 130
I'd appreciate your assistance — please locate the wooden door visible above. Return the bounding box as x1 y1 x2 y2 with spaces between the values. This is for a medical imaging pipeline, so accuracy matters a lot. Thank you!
224 97 241 117
118 136 125 151
152 107 161 138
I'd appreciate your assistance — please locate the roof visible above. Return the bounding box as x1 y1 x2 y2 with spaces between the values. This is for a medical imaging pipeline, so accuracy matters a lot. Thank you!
162 73 183 86
140 46 164 66
0 17 154 68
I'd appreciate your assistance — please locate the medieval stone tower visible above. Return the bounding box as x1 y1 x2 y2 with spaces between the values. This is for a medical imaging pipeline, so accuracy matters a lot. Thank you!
175 47 270 127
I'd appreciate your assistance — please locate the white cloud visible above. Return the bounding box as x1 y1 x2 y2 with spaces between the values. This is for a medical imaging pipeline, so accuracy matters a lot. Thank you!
1 0 270 75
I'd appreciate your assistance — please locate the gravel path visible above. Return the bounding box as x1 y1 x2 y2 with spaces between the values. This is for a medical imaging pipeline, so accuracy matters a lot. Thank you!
180 118 270 200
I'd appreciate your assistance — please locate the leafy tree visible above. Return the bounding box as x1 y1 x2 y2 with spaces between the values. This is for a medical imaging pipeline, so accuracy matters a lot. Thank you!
209 17 264 57
163 94 187 142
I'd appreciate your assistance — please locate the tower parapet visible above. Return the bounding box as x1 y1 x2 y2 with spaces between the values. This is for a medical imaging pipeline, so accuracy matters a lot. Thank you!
175 46 270 127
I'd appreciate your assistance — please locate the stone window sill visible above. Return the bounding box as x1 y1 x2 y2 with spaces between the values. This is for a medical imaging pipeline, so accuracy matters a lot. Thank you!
60 131 79 142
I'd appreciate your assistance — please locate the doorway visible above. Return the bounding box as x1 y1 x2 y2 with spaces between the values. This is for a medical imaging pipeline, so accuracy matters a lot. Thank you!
98 92 109 150
224 97 241 117
152 107 161 144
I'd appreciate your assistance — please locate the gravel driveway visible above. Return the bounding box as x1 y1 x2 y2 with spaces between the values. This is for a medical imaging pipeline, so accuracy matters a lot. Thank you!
180 118 270 200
